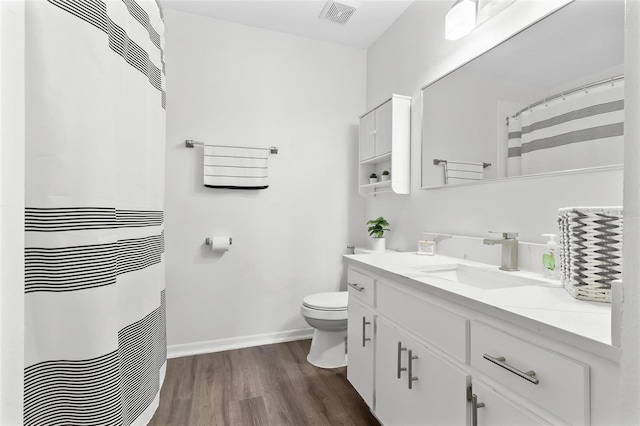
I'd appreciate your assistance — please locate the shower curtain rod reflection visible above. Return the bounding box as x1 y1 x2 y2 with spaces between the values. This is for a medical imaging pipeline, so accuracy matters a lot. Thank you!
185 139 279 154
511 74 624 119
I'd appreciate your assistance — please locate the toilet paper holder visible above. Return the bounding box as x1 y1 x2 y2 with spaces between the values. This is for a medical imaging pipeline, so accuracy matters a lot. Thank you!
205 237 232 246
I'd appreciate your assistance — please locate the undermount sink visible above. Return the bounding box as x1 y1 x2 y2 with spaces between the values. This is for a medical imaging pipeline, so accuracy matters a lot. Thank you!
416 263 545 290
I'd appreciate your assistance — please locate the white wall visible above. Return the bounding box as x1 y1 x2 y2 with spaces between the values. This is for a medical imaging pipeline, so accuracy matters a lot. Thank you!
368 0 639 422
163 10 366 351
364 0 623 253
0 1 24 423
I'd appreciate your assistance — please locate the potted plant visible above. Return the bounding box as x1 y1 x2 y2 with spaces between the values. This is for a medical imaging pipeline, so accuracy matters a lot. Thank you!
369 173 378 184
381 170 390 181
367 216 390 252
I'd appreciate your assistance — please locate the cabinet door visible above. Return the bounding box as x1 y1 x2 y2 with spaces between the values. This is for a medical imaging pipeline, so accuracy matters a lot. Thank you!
374 100 392 157
359 111 376 162
376 318 469 426
472 380 546 426
347 300 374 408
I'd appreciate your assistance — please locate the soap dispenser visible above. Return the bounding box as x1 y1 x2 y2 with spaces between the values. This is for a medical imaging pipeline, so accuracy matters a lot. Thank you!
542 234 559 279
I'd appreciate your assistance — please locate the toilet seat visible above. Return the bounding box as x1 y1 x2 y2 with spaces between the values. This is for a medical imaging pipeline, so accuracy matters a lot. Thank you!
302 292 348 311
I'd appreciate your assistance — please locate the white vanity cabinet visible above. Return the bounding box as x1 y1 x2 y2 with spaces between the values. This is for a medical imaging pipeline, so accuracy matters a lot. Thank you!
344 257 620 426
470 380 546 426
358 95 410 196
347 299 375 408
375 318 469 426
346 268 376 408
470 321 590 425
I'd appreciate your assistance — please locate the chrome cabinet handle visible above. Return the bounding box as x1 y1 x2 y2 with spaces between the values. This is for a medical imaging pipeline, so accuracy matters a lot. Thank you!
471 393 485 426
396 341 407 378
483 354 539 385
361 317 371 347
347 282 364 292
407 350 418 389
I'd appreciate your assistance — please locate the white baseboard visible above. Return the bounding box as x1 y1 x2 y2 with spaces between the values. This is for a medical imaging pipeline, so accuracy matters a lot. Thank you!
167 328 314 359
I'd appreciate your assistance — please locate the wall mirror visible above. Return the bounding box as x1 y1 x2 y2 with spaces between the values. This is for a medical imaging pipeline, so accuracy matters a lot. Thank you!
421 0 624 188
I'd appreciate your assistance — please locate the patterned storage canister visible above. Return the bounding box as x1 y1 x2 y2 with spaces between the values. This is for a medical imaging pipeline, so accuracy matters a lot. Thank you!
558 206 623 303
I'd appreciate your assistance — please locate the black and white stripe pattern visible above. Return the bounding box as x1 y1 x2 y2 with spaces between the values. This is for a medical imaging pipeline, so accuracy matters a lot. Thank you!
25 242 117 293
26 207 163 231
121 0 166 76
24 290 166 426
26 207 118 232
48 0 166 108
122 0 161 49
117 232 165 276
507 78 624 177
25 208 164 293
558 207 622 303
509 98 624 159
441 160 485 184
509 102 624 159
25 231 164 293
47 0 108 32
107 17 163 98
568 211 623 289
117 209 164 228
119 291 166 426
26 0 166 424
204 145 270 189
24 350 122 426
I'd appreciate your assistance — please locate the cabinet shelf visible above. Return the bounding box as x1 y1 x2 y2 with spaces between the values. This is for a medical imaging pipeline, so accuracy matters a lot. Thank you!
360 180 391 189
360 152 391 165
358 94 411 196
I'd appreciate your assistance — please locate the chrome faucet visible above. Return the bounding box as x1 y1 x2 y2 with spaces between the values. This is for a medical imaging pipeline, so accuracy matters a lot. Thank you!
483 231 519 271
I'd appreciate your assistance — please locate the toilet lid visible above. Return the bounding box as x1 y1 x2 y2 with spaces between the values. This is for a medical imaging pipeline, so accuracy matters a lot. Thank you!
302 292 348 311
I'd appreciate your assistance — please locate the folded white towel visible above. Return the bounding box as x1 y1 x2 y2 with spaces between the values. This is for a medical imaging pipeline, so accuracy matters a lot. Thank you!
203 145 269 189
445 161 484 183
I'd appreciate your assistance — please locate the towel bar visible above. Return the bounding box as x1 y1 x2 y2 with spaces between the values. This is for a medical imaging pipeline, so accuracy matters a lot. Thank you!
185 139 278 154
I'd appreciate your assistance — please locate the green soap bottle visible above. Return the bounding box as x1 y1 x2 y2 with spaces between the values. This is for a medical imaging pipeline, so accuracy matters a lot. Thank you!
542 233 558 279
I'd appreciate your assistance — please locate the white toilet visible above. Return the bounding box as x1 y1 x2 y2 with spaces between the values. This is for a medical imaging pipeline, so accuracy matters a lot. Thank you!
300 291 348 368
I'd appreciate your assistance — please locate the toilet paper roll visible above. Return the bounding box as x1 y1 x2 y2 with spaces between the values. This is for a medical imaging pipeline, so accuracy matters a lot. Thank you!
208 236 231 252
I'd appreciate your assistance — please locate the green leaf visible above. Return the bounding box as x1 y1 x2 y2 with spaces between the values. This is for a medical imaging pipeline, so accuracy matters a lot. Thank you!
366 216 390 238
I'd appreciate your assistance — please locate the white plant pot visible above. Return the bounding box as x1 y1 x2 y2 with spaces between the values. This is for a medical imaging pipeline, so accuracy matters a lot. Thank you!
381 175 390 182
369 178 378 184
372 237 386 252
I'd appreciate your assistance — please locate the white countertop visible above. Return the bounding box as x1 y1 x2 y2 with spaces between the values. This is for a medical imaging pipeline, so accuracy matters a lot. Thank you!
344 252 619 361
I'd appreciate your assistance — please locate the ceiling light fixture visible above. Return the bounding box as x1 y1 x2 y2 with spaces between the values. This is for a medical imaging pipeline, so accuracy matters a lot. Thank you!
445 0 477 41
477 0 515 25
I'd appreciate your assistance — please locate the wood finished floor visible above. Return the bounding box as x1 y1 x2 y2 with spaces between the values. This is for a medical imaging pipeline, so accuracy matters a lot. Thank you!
149 339 380 426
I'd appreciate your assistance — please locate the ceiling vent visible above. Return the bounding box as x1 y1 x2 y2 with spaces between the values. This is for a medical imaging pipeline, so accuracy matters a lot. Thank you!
319 0 360 25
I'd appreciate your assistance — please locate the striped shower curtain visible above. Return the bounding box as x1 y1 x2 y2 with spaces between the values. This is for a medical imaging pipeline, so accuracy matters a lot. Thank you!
24 1 166 425
507 78 624 176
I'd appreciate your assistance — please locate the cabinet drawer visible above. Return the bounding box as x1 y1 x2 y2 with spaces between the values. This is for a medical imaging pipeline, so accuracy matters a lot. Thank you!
347 267 375 306
470 321 589 425
377 281 468 363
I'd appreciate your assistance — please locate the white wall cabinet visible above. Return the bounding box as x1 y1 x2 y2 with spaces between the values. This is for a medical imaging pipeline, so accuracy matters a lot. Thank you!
344 262 614 426
359 110 376 162
358 95 410 196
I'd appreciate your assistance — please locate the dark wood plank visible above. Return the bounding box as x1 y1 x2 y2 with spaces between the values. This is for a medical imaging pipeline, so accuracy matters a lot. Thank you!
149 339 380 426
